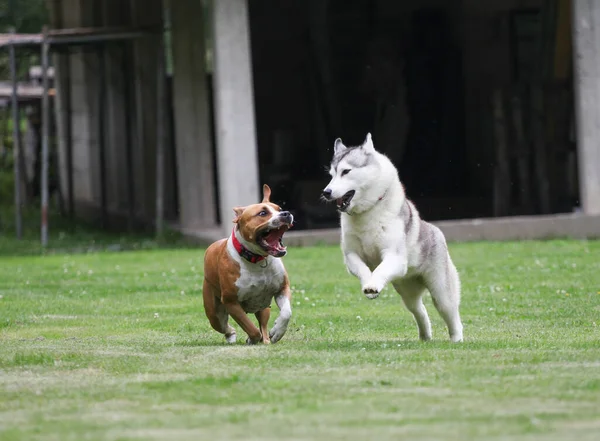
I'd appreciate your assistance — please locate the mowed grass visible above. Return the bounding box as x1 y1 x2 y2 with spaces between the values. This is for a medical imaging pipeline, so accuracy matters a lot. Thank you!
1 239 600 440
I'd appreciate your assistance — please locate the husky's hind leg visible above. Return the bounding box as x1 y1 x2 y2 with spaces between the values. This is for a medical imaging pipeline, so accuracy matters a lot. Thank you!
424 258 463 342
393 278 432 341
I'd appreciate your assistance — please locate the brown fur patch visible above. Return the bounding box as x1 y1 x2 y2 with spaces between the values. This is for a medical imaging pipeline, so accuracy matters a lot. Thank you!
236 203 282 243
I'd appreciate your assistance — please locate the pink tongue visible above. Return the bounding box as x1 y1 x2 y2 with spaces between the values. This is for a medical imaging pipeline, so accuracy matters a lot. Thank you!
265 229 285 248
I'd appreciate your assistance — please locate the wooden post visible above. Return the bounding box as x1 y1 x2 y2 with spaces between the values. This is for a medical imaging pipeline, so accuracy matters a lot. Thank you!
122 42 135 232
170 0 218 230
531 85 551 214
492 89 510 217
155 37 166 236
213 0 261 234
64 52 74 219
53 2 74 219
40 28 51 246
308 0 341 166
9 30 22 240
510 93 532 211
97 47 108 229
572 0 600 215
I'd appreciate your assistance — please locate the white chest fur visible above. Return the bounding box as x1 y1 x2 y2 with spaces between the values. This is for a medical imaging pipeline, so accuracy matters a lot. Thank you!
342 209 401 270
227 239 286 313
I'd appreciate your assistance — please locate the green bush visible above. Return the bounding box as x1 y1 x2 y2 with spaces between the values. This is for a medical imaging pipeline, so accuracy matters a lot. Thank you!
0 168 14 206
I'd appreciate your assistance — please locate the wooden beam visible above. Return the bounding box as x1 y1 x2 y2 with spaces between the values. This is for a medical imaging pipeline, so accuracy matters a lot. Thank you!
155 37 166 236
9 28 22 240
40 28 51 246
554 0 573 80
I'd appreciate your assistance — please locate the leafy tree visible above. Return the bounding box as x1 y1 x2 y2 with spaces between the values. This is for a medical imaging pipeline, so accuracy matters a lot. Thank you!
0 0 48 33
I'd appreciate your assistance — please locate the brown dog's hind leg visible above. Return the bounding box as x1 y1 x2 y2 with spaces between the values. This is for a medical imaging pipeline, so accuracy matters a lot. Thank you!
255 307 271 344
224 301 262 344
203 279 237 343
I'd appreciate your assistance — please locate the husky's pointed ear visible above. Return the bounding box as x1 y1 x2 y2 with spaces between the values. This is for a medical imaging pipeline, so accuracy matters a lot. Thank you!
334 138 347 155
262 184 272 203
232 206 245 223
362 132 375 153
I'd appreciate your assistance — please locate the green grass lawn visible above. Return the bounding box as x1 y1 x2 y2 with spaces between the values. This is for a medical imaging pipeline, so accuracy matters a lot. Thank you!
1 237 600 440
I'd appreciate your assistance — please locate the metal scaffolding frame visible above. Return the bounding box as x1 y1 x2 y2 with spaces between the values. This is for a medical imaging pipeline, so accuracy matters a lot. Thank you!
0 25 166 246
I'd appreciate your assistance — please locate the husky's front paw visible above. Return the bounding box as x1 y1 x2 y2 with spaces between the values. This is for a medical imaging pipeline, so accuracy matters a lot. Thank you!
362 279 385 299
363 289 380 299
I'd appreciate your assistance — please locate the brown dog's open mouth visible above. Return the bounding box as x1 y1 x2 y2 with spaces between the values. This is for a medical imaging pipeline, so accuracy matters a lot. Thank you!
258 224 291 257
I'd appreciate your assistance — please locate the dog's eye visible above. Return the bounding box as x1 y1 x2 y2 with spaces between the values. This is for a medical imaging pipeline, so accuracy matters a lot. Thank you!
258 210 267 217
341 169 351 176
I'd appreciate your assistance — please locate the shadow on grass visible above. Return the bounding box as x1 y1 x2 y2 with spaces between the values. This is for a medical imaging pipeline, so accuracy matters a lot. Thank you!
307 338 600 352
177 336 600 352
177 338 252 348
177 337 461 350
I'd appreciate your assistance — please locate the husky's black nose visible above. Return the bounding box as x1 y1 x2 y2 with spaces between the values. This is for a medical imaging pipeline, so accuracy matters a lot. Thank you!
322 189 332 199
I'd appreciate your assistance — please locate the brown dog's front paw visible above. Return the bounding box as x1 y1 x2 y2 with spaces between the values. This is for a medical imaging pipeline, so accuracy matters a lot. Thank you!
246 332 263 345
225 332 237 344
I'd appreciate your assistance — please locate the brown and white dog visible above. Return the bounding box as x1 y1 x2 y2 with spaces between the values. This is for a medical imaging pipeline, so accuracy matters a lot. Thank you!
202 184 294 344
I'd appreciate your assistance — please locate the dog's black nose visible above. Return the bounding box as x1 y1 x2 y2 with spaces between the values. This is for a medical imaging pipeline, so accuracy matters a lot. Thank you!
280 210 291 218
322 189 332 199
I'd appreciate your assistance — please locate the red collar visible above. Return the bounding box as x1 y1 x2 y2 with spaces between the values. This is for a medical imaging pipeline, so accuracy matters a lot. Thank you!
231 228 266 263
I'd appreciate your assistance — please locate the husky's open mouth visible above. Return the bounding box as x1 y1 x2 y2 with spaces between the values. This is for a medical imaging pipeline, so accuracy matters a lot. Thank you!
257 223 291 257
336 190 355 212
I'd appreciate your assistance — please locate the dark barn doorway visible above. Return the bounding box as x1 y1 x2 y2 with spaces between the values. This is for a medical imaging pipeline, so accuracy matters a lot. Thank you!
248 0 576 230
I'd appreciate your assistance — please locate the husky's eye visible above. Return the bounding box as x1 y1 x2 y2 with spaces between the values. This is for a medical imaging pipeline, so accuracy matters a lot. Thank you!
258 210 267 217
341 169 351 176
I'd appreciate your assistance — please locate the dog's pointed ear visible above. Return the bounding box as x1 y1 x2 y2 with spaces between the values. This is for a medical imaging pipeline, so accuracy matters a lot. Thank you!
232 206 245 223
334 138 347 155
362 132 374 153
262 184 271 203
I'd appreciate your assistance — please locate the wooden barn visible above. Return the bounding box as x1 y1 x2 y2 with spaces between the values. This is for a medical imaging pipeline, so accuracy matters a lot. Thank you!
5 0 599 243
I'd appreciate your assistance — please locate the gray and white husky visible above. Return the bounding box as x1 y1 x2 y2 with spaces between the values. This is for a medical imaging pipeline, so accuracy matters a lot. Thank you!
322 133 463 342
